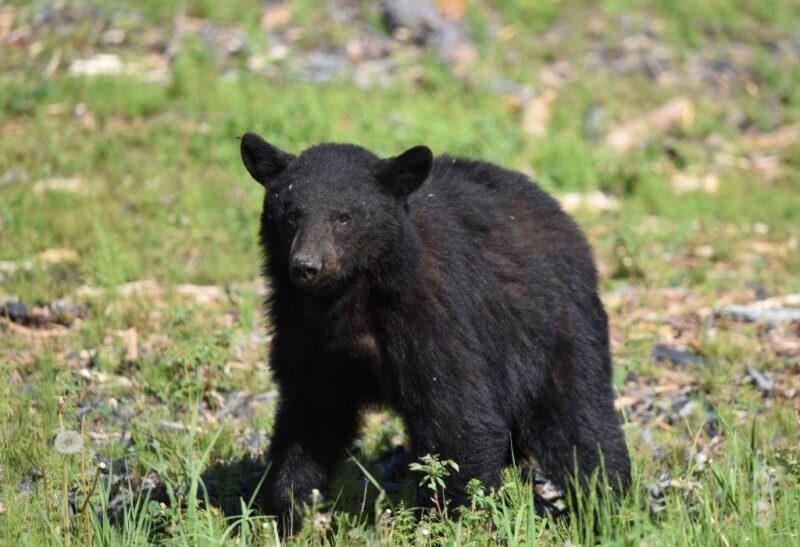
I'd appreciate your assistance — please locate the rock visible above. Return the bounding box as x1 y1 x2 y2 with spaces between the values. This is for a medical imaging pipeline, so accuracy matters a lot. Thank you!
1 301 30 324
16 468 44 495
720 304 800 325
101 28 125 45
559 191 619 213
0 259 34 279
215 390 249 420
0 169 25 188
245 429 268 457
68 53 169 82
539 60 574 88
32 176 85 195
303 49 351 82
650 344 700 365
69 53 123 76
352 58 396 89
583 104 606 141
380 0 473 64
746 366 774 395
670 172 720 195
155 420 187 431
677 400 698 419
747 153 784 182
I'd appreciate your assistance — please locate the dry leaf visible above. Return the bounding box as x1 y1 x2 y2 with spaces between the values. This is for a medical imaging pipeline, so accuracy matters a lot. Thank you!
118 328 138 361
652 383 682 395
261 4 291 29
176 284 225 304
742 123 800 151
436 0 465 19
670 172 719 195
522 89 557 138
33 177 85 195
607 97 694 152
36 248 79 264
615 395 639 410
1 318 70 348
560 191 619 213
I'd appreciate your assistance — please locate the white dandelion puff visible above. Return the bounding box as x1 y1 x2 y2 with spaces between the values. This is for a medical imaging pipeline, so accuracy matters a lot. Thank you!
54 430 83 455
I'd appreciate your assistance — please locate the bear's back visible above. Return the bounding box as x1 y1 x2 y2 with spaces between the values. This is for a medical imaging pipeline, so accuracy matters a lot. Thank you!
408 156 598 304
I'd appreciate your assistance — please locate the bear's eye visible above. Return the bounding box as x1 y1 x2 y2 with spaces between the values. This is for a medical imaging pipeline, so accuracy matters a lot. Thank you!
337 213 351 225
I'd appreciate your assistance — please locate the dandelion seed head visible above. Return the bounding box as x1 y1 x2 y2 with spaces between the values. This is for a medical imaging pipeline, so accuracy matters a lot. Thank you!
54 430 83 455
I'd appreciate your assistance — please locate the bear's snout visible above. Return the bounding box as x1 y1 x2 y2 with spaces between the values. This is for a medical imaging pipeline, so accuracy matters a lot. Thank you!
290 253 323 287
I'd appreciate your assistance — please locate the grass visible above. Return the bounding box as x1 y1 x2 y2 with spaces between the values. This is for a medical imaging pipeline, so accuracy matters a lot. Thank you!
1 0 800 544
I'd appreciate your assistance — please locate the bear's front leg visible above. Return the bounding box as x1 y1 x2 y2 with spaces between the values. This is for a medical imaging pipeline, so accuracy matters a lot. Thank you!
261 396 360 534
406 409 510 513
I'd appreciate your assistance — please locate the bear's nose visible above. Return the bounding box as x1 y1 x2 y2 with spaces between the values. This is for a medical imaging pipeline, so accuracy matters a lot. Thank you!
290 255 322 285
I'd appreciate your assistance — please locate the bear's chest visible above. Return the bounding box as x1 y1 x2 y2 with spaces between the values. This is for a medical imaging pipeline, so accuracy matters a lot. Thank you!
344 330 382 363
318 316 382 363
307 301 383 366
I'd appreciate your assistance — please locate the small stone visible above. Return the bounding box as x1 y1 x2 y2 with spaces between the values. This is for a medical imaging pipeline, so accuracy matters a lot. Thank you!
746 366 774 394
678 400 698 418
101 28 126 45
693 245 715 259
560 191 619 213
721 305 800 325
650 343 699 366
1 301 30 324
694 452 708 470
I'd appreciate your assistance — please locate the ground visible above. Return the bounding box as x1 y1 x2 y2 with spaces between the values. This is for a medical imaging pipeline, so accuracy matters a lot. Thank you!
0 0 799 545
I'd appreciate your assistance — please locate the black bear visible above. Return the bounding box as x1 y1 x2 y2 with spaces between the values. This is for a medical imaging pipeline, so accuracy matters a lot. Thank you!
240 133 630 530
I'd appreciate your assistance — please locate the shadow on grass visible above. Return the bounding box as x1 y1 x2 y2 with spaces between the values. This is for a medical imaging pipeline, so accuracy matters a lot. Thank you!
196 445 412 519
100 444 564 539
195 447 565 521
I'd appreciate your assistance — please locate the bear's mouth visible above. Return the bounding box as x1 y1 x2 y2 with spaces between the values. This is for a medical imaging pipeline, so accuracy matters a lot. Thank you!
289 269 340 294
291 268 358 299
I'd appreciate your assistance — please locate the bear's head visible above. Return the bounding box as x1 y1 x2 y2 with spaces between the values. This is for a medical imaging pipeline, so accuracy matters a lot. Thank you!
241 133 433 294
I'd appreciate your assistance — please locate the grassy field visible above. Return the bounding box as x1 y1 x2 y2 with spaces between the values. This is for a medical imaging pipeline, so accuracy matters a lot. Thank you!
1 0 800 544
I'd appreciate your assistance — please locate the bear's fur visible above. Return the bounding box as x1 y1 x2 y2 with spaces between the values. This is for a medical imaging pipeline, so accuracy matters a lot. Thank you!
240 133 630 530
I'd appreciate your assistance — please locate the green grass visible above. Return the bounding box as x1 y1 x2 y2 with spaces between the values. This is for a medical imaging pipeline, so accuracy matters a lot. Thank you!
2 0 800 544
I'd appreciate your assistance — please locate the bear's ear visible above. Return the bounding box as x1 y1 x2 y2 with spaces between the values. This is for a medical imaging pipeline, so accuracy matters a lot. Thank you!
374 145 433 197
240 132 295 187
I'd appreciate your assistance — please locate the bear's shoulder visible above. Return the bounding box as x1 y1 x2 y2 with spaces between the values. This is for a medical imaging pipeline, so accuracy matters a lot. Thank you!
414 154 562 216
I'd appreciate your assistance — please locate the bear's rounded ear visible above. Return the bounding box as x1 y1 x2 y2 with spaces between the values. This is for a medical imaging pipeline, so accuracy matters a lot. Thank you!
240 132 295 187
374 145 433 197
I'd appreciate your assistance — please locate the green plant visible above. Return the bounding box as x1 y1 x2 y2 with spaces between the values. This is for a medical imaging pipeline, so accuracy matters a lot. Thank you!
409 453 460 519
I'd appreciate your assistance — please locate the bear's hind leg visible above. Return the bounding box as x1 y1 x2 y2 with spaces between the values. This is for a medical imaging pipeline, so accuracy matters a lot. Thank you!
521 399 630 497
516 347 631 499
